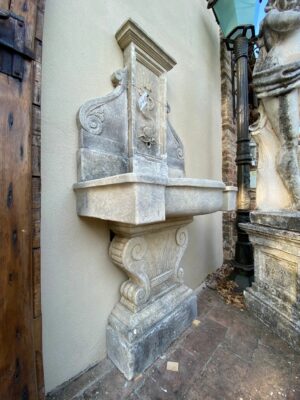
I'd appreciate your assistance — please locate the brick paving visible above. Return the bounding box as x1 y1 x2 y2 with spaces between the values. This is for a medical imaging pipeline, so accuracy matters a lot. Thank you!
48 287 299 400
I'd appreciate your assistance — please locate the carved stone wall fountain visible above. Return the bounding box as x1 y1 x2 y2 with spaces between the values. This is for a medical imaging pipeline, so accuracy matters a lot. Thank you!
73 19 237 379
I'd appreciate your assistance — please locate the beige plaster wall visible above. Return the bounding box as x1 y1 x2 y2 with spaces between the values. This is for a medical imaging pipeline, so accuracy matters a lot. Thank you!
41 0 222 392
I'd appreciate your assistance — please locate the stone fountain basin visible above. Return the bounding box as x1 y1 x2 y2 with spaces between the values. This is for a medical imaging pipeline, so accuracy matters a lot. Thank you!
73 173 237 225
166 178 236 217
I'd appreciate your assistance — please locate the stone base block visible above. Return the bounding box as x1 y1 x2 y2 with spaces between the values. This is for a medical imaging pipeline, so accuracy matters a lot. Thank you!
107 285 197 380
240 220 300 352
245 285 300 351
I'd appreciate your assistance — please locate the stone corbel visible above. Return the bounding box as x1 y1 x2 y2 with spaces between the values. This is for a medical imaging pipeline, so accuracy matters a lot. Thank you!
109 236 151 313
108 219 191 314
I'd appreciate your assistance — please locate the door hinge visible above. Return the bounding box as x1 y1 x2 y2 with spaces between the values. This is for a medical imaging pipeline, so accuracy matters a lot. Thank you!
0 9 34 80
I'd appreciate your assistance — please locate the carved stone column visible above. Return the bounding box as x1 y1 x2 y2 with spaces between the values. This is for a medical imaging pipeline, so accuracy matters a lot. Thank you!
107 218 197 379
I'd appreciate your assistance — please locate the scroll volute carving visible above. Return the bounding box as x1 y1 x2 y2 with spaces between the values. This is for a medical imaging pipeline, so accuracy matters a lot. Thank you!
109 236 151 313
77 68 129 181
108 223 190 314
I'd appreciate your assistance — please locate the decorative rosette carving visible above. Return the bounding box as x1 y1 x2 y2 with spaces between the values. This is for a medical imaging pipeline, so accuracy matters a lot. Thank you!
82 105 105 135
177 147 184 160
175 227 188 247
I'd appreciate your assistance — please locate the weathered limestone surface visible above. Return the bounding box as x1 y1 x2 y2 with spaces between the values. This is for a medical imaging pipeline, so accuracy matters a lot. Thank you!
107 218 196 379
73 19 237 379
241 219 300 351
241 1 300 352
249 108 292 210
251 211 300 233
77 68 129 181
73 174 166 225
252 1 300 211
166 106 185 178
73 174 232 225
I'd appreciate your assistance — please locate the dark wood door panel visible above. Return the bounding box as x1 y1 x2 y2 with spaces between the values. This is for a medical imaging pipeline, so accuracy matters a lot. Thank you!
0 0 45 398
0 58 36 400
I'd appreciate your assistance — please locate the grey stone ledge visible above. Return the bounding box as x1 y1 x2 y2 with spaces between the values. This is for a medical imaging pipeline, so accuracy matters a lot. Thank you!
251 211 300 233
240 222 300 242
73 173 168 189
167 178 225 189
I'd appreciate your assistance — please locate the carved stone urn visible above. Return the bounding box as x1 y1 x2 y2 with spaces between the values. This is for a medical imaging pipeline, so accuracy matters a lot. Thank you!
73 19 237 379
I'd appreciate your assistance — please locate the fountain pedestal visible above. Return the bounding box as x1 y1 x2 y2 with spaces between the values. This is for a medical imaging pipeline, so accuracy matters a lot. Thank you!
241 212 300 351
107 218 196 379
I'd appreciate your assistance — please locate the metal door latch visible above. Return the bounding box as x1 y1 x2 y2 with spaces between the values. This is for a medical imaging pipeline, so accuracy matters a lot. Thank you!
0 9 34 80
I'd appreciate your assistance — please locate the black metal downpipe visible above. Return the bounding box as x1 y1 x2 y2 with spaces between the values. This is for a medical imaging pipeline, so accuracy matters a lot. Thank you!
233 36 254 277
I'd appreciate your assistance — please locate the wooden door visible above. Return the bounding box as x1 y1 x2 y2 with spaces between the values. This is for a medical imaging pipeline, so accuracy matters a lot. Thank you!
0 0 45 398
